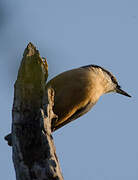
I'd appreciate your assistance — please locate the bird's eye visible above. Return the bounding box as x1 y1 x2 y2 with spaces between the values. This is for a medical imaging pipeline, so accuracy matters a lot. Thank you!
111 76 115 82
111 76 118 84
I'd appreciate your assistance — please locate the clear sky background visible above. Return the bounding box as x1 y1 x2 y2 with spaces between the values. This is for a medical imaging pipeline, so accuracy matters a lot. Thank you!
0 0 137 180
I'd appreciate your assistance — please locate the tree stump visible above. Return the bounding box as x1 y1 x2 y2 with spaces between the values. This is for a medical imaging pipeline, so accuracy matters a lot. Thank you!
5 43 63 180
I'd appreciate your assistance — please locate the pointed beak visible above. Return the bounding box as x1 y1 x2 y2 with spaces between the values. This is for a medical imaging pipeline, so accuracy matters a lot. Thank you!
116 86 131 97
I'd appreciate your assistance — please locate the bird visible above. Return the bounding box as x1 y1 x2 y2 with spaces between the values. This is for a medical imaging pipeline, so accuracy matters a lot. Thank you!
45 64 131 132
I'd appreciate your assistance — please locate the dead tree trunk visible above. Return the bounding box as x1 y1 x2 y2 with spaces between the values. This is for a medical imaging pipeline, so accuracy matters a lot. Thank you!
5 43 63 180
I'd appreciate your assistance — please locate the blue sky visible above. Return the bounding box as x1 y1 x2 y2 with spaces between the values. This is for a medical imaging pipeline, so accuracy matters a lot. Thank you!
1 0 137 179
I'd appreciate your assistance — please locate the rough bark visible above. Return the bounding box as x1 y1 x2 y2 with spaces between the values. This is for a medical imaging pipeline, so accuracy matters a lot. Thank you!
5 43 63 180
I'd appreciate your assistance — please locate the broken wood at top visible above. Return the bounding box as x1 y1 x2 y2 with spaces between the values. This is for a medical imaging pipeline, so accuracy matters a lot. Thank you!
7 43 63 180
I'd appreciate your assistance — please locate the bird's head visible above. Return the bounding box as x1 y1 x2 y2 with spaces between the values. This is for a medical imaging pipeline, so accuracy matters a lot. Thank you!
98 66 131 97
82 65 131 98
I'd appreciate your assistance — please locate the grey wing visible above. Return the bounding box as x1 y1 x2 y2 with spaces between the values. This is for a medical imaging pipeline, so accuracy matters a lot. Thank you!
52 101 94 131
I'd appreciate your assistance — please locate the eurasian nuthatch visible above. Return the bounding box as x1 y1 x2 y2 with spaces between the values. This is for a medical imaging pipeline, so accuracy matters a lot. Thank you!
45 65 131 131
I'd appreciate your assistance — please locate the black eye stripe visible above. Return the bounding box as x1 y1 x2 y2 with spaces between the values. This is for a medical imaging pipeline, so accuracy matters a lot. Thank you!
111 76 117 84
